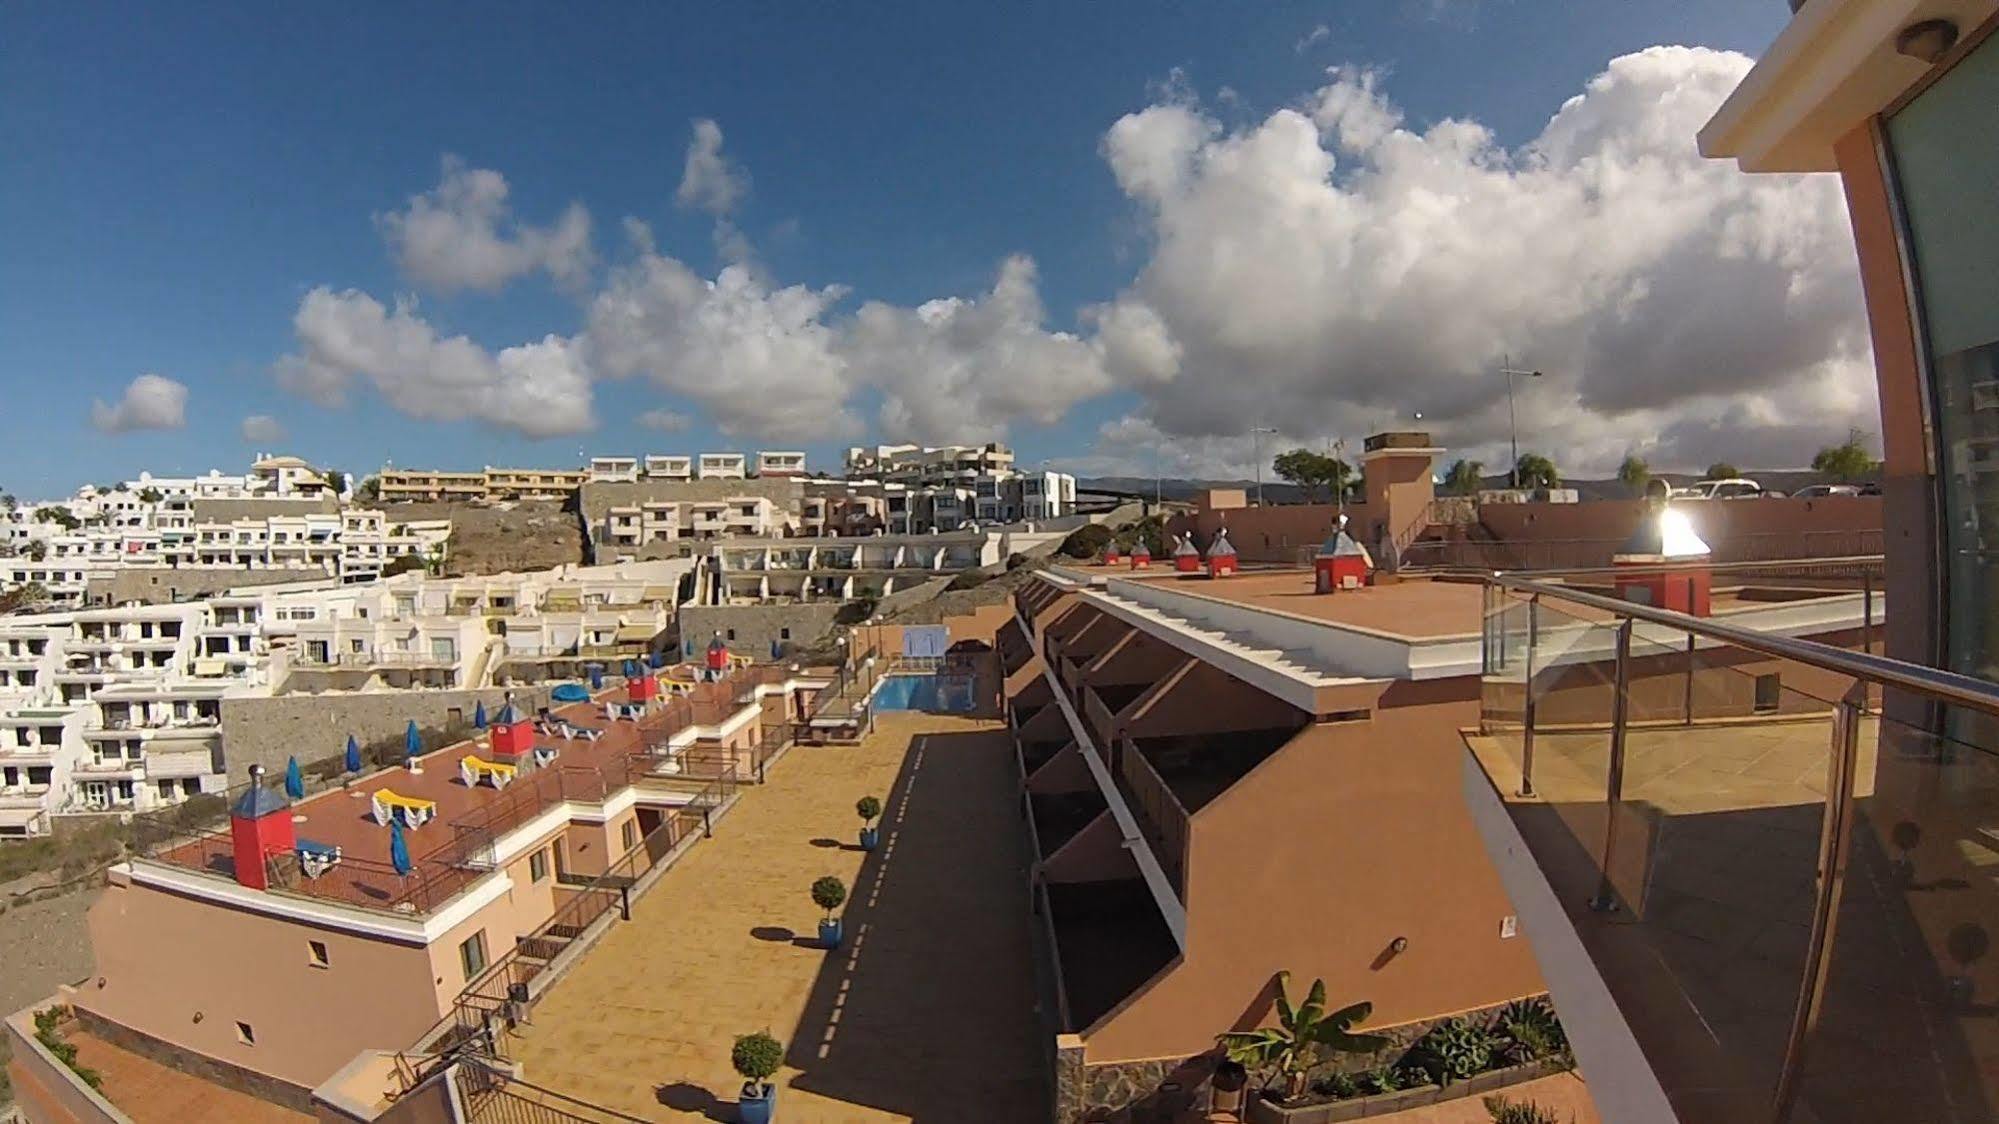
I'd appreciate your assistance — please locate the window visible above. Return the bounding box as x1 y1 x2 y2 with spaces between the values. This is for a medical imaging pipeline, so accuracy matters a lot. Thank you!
779 627 791 641
726 629 736 641
236 1021 256 1046
1753 674 1782 714
459 931 489 981
308 940 330 968
530 849 549 883
621 819 637 850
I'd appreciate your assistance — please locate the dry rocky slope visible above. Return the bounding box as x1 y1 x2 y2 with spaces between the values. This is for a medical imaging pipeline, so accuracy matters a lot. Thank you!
384 500 587 575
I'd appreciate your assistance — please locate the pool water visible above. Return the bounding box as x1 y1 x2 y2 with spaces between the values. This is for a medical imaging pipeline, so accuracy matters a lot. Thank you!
873 673 977 713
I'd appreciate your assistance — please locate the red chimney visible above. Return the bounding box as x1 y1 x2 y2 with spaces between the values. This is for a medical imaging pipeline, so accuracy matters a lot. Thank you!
489 696 536 759
228 765 295 890
706 631 730 674
1313 514 1372 593
1130 540 1152 569
1172 534 1201 574
1204 528 1239 579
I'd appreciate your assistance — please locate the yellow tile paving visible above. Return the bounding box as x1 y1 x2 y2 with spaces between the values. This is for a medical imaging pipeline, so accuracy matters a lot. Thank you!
509 713 1045 1122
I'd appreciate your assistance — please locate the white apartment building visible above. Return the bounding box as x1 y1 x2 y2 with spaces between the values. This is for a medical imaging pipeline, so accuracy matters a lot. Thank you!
643 455 692 480
697 452 748 479
282 560 691 692
588 456 640 484
0 601 283 836
843 442 1016 485
755 451 806 477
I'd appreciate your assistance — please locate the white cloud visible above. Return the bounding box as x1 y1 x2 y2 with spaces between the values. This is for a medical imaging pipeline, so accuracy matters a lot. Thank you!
91 374 187 434
843 255 1116 444
240 414 286 443
676 119 748 217
1095 46 1872 475
1295 24 1331 53
584 255 856 441
274 287 594 438
637 408 692 433
377 156 594 293
269 47 1871 473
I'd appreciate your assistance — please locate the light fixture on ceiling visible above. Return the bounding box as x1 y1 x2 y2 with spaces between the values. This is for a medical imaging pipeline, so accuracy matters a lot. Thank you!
1895 18 1959 63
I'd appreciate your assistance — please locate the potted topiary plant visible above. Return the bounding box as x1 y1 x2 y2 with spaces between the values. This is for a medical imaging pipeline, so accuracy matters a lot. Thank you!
732 1030 783 1124
811 875 847 947
856 795 882 850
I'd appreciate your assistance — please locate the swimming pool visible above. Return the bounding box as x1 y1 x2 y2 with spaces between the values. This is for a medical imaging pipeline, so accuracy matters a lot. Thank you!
872 673 978 713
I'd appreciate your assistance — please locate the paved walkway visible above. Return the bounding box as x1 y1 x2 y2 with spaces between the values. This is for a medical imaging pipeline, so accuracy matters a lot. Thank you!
511 713 1044 1122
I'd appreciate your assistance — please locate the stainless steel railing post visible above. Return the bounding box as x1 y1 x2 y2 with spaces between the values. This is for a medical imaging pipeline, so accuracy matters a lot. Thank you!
1772 681 1864 1120
1589 618 1634 913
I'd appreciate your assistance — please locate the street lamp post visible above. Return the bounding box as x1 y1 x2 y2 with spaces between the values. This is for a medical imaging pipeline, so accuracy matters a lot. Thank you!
1499 355 1544 489
1251 427 1278 506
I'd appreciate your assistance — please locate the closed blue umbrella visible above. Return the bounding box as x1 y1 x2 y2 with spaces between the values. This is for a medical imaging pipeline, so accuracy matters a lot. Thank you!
588 663 604 689
771 639 782 659
683 636 695 659
404 720 421 760
284 756 305 800
343 734 361 774
622 659 638 678
473 700 488 729
648 651 665 670
389 818 412 876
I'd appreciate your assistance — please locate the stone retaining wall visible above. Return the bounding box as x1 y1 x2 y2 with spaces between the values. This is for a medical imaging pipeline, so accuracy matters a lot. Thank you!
218 686 554 781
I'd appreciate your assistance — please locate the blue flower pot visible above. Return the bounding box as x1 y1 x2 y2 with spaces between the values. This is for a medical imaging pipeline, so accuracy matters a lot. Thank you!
818 918 843 948
859 826 879 851
738 1083 775 1124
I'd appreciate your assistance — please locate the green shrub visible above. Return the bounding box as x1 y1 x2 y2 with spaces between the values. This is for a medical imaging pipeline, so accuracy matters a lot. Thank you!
1411 1017 1501 1083
1059 523 1112 559
731 1030 784 1085
946 569 992 591
810 875 847 919
1318 1071 1360 1099
855 796 882 825
1498 998 1569 1065
1364 1064 1402 1093
1483 1095 1565 1123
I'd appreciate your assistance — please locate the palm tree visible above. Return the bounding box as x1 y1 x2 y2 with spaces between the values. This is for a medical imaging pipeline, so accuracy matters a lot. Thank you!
1443 459 1484 497
1616 455 1650 496
1514 454 1559 490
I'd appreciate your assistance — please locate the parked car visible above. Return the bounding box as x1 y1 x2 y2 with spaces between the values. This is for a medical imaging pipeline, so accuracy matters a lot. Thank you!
1793 483 1862 499
1675 478 1767 500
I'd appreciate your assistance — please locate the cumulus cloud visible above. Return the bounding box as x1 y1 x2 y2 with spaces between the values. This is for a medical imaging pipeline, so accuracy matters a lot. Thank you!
676 119 748 217
377 156 594 293
241 414 286 443
91 374 188 433
1092 46 1871 475
844 255 1116 443
274 287 594 438
585 255 856 440
269 47 1869 471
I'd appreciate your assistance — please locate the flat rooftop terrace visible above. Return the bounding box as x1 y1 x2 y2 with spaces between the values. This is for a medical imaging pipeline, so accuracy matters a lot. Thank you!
1114 569 1486 638
507 713 1044 1122
147 665 806 913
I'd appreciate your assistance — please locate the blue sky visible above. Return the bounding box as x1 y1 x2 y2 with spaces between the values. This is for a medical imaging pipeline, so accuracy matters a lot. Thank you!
2 1 1819 497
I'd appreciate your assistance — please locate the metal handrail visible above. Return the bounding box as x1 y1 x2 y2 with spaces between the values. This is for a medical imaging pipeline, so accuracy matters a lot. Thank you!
1491 570 1999 715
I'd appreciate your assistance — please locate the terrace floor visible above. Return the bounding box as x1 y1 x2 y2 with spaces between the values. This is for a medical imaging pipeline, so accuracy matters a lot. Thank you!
67 1027 313 1124
509 713 1044 1122
1468 714 1994 1123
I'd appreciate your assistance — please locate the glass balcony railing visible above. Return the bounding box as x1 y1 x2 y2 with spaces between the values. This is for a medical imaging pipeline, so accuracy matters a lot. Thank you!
1471 558 1999 1123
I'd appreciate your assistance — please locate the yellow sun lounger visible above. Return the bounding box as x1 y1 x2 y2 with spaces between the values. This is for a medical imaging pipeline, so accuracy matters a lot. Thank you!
459 755 517 790
371 789 438 828
726 652 754 668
